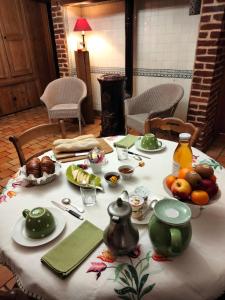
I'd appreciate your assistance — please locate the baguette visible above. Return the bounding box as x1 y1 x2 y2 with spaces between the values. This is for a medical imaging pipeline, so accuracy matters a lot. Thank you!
53 134 95 146
55 138 100 153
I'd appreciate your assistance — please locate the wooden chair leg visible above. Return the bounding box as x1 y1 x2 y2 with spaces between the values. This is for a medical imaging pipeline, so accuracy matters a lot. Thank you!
81 114 86 126
78 118 82 135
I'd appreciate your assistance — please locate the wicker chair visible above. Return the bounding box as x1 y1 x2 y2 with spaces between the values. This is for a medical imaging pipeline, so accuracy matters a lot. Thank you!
9 121 66 166
124 83 184 134
144 117 200 147
40 77 87 134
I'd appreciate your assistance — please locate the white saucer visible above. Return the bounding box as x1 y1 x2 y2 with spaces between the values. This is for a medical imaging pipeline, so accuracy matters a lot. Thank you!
135 138 166 153
12 207 66 247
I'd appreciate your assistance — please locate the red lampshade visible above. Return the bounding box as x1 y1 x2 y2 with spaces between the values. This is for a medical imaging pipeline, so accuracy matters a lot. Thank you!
73 18 92 32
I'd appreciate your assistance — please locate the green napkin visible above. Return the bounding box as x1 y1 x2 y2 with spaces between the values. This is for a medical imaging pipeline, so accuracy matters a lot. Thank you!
113 134 138 149
41 220 103 278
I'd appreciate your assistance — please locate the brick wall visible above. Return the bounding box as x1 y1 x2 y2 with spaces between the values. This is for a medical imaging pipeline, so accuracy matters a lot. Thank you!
51 2 69 77
188 0 225 150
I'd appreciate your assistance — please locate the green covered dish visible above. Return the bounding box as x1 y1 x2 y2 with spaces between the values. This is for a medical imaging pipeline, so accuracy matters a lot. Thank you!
23 207 55 239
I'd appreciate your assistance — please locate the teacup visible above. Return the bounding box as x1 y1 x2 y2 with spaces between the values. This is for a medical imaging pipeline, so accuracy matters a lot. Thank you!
22 207 55 239
141 133 162 150
129 195 145 220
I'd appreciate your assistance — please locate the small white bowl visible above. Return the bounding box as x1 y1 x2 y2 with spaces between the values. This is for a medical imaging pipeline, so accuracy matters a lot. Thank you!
104 172 120 187
118 165 134 179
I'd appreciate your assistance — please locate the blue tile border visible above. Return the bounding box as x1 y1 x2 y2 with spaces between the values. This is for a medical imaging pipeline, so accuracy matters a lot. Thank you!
71 67 192 79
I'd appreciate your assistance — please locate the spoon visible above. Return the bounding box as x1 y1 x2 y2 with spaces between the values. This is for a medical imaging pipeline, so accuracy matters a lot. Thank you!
61 198 85 213
133 160 145 170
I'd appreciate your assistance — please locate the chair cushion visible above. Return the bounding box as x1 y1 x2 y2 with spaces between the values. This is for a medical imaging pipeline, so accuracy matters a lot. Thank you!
48 104 79 119
126 113 148 134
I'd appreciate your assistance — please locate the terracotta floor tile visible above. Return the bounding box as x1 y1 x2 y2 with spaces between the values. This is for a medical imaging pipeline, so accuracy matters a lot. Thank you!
0 265 14 287
0 178 10 190
8 158 20 166
1 162 14 169
5 277 17 290
0 169 15 179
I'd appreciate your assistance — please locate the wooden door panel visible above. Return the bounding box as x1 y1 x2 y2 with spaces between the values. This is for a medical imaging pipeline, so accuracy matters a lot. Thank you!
26 80 40 106
11 83 30 110
6 39 32 76
0 37 9 79
0 0 24 35
0 87 15 115
0 0 32 77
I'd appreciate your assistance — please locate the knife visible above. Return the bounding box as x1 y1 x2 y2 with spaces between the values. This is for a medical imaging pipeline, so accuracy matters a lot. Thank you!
55 152 89 159
128 151 151 159
51 201 84 220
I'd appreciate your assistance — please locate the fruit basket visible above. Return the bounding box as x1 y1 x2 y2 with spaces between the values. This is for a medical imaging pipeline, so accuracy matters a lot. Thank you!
164 163 220 206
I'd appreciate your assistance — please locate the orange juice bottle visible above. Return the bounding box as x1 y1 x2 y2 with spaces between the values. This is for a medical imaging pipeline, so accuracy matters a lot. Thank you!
173 133 193 174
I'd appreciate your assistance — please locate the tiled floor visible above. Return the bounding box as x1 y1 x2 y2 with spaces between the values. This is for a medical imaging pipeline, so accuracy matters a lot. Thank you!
0 106 101 193
0 105 225 293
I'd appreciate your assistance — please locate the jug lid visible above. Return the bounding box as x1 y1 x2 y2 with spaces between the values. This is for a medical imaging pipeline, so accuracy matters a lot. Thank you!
108 198 132 218
154 198 191 225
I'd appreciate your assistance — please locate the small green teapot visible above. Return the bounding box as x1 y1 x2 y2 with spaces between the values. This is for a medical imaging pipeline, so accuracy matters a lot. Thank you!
23 207 55 239
148 199 192 257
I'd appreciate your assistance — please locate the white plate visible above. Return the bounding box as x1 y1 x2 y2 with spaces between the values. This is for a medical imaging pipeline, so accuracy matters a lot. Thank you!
12 207 66 247
131 194 164 225
135 138 166 153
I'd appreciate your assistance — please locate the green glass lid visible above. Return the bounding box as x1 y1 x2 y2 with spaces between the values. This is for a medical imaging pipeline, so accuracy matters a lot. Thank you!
154 198 191 225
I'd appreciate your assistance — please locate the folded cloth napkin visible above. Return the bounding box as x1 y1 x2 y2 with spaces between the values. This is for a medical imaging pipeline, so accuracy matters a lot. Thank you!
41 220 103 278
113 134 138 149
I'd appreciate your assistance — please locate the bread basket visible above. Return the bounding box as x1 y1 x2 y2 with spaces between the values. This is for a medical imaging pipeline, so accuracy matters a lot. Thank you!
19 161 61 186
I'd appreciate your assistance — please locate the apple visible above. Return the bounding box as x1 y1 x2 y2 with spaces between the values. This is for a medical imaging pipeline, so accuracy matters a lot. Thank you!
200 179 218 198
171 179 192 200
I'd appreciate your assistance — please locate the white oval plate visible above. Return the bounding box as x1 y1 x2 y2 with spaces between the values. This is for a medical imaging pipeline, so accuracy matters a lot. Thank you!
135 138 166 153
12 207 66 247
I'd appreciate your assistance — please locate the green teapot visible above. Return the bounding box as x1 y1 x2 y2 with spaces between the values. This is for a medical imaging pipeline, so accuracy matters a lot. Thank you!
23 207 55 239
148 198 192 257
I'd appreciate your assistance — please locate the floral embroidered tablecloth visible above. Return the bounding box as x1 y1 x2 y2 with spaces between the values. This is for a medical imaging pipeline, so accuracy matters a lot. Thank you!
0 138 225 300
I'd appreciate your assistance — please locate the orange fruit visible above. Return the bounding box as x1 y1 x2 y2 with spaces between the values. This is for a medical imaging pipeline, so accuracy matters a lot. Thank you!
191 190 209 205
165 175 177 190
178 167 193 179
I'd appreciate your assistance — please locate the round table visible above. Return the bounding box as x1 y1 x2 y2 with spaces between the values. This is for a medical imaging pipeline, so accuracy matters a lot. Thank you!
0 136 225 300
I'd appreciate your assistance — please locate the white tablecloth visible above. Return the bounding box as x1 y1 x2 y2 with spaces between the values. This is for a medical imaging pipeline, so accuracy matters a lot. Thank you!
0 137 225 300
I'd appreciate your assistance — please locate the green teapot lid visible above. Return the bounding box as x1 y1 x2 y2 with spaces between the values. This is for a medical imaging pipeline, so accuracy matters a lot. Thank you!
154 199 191 225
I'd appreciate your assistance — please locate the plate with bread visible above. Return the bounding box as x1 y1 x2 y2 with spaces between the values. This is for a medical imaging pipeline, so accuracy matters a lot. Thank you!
19 156 61 186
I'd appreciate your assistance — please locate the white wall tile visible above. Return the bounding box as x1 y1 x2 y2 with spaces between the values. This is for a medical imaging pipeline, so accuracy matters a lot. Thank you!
63 0 199 119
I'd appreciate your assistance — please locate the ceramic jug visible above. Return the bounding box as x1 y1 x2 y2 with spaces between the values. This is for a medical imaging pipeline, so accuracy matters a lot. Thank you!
103 192 139 256
148 198 192 257
23 207 55 239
